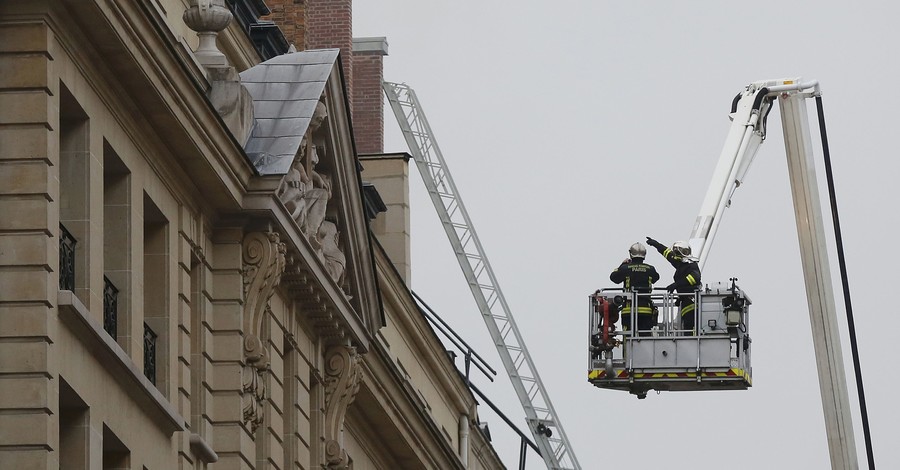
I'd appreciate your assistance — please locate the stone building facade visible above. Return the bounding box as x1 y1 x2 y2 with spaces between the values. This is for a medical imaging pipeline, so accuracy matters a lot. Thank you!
0 0 504 469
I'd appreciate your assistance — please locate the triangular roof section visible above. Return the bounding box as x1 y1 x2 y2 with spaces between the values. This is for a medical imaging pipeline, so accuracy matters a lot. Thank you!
241 49 382 342
241 49 340 175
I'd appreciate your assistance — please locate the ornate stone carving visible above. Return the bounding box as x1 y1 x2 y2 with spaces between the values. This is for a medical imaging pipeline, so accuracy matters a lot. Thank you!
318 221 346 286
242 333 267 431
184 0 254 143
240 231 286 431
183 0 232 67
323 345 361 469
277 99 333 244
276 98 349 292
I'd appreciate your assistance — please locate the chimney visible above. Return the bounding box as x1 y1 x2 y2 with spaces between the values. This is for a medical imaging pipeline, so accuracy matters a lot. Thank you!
351 37 388 154
306 0 353 109
261 0 306 50
360 153 412 284
263 0 352 106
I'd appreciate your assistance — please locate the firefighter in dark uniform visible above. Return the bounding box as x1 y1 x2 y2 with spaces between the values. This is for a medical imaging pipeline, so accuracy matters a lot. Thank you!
646 237 702 333
610 242 660 336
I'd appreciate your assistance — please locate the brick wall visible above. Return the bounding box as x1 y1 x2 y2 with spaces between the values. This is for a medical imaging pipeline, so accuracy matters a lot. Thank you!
261 0 307 51
264 0 354 110
351 38 387 154
305 0 353 109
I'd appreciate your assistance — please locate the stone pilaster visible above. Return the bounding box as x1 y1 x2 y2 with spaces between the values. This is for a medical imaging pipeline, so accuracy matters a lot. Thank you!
175 214 198 468
0 17 59 470
207 229 253 469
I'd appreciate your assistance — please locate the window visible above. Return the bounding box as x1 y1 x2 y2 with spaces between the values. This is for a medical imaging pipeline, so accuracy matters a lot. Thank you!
103 141 132 345
59 379 89 469
58 84 90 305
102 424 131 469
143 193 169 392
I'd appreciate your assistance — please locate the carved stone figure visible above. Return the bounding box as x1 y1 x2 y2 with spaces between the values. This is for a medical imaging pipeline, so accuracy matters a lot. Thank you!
318 221 346 285
278 99 332 247
301 153 331 246
277 145 312 221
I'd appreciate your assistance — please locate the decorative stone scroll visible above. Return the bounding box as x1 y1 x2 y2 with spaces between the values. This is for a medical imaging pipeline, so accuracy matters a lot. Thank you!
323 345 361 469
241 231 286 431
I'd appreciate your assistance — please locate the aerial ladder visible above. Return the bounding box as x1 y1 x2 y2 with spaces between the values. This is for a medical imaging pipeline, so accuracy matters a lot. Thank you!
383 81 581 470
589 78 873 470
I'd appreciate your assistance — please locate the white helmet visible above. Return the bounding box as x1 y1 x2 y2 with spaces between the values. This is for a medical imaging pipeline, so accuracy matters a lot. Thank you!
673 240 691 257
629 242 647 259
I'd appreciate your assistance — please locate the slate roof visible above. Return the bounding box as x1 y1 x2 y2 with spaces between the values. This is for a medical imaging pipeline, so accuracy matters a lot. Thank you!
240 49 339 175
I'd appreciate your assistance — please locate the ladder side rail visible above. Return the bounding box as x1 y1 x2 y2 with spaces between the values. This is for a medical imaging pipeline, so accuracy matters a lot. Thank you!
385 82 560 465
404 88 565 428
384 81 580 470
389 83 570 468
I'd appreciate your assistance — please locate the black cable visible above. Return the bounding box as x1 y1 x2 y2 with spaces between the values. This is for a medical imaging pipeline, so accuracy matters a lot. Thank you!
468 382 541 455
815 95 876 470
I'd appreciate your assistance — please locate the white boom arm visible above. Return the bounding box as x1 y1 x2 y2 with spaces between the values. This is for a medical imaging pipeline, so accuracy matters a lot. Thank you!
692 78 858 469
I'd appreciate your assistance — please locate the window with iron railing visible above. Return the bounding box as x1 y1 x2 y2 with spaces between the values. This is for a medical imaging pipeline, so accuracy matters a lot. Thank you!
143 323 157 385
103 277 118 340
59 224 77 291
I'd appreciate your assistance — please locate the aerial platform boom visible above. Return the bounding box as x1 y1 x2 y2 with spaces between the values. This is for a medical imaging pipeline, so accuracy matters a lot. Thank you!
696 79 857 469
593 78 859 468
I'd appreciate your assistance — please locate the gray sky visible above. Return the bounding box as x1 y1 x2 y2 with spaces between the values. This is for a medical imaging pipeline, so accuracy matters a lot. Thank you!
354 2 898 468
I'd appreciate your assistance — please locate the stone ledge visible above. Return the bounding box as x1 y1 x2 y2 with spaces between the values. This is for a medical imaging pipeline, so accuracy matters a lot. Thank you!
351 37 389 56
56 290 186 434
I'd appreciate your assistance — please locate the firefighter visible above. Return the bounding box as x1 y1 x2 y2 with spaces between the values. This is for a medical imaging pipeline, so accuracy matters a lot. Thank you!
646 237 702 333
610 242 660 336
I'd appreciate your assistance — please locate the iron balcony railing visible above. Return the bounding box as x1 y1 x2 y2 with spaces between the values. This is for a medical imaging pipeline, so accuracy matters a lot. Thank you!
103 276 118 340
143 322 157 385
59 224 76 291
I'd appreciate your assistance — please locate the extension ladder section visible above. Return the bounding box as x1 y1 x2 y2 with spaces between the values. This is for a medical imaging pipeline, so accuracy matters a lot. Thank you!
383 81 580 470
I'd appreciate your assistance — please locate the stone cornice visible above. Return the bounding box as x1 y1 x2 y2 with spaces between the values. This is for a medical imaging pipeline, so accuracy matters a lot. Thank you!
43 0 257 212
